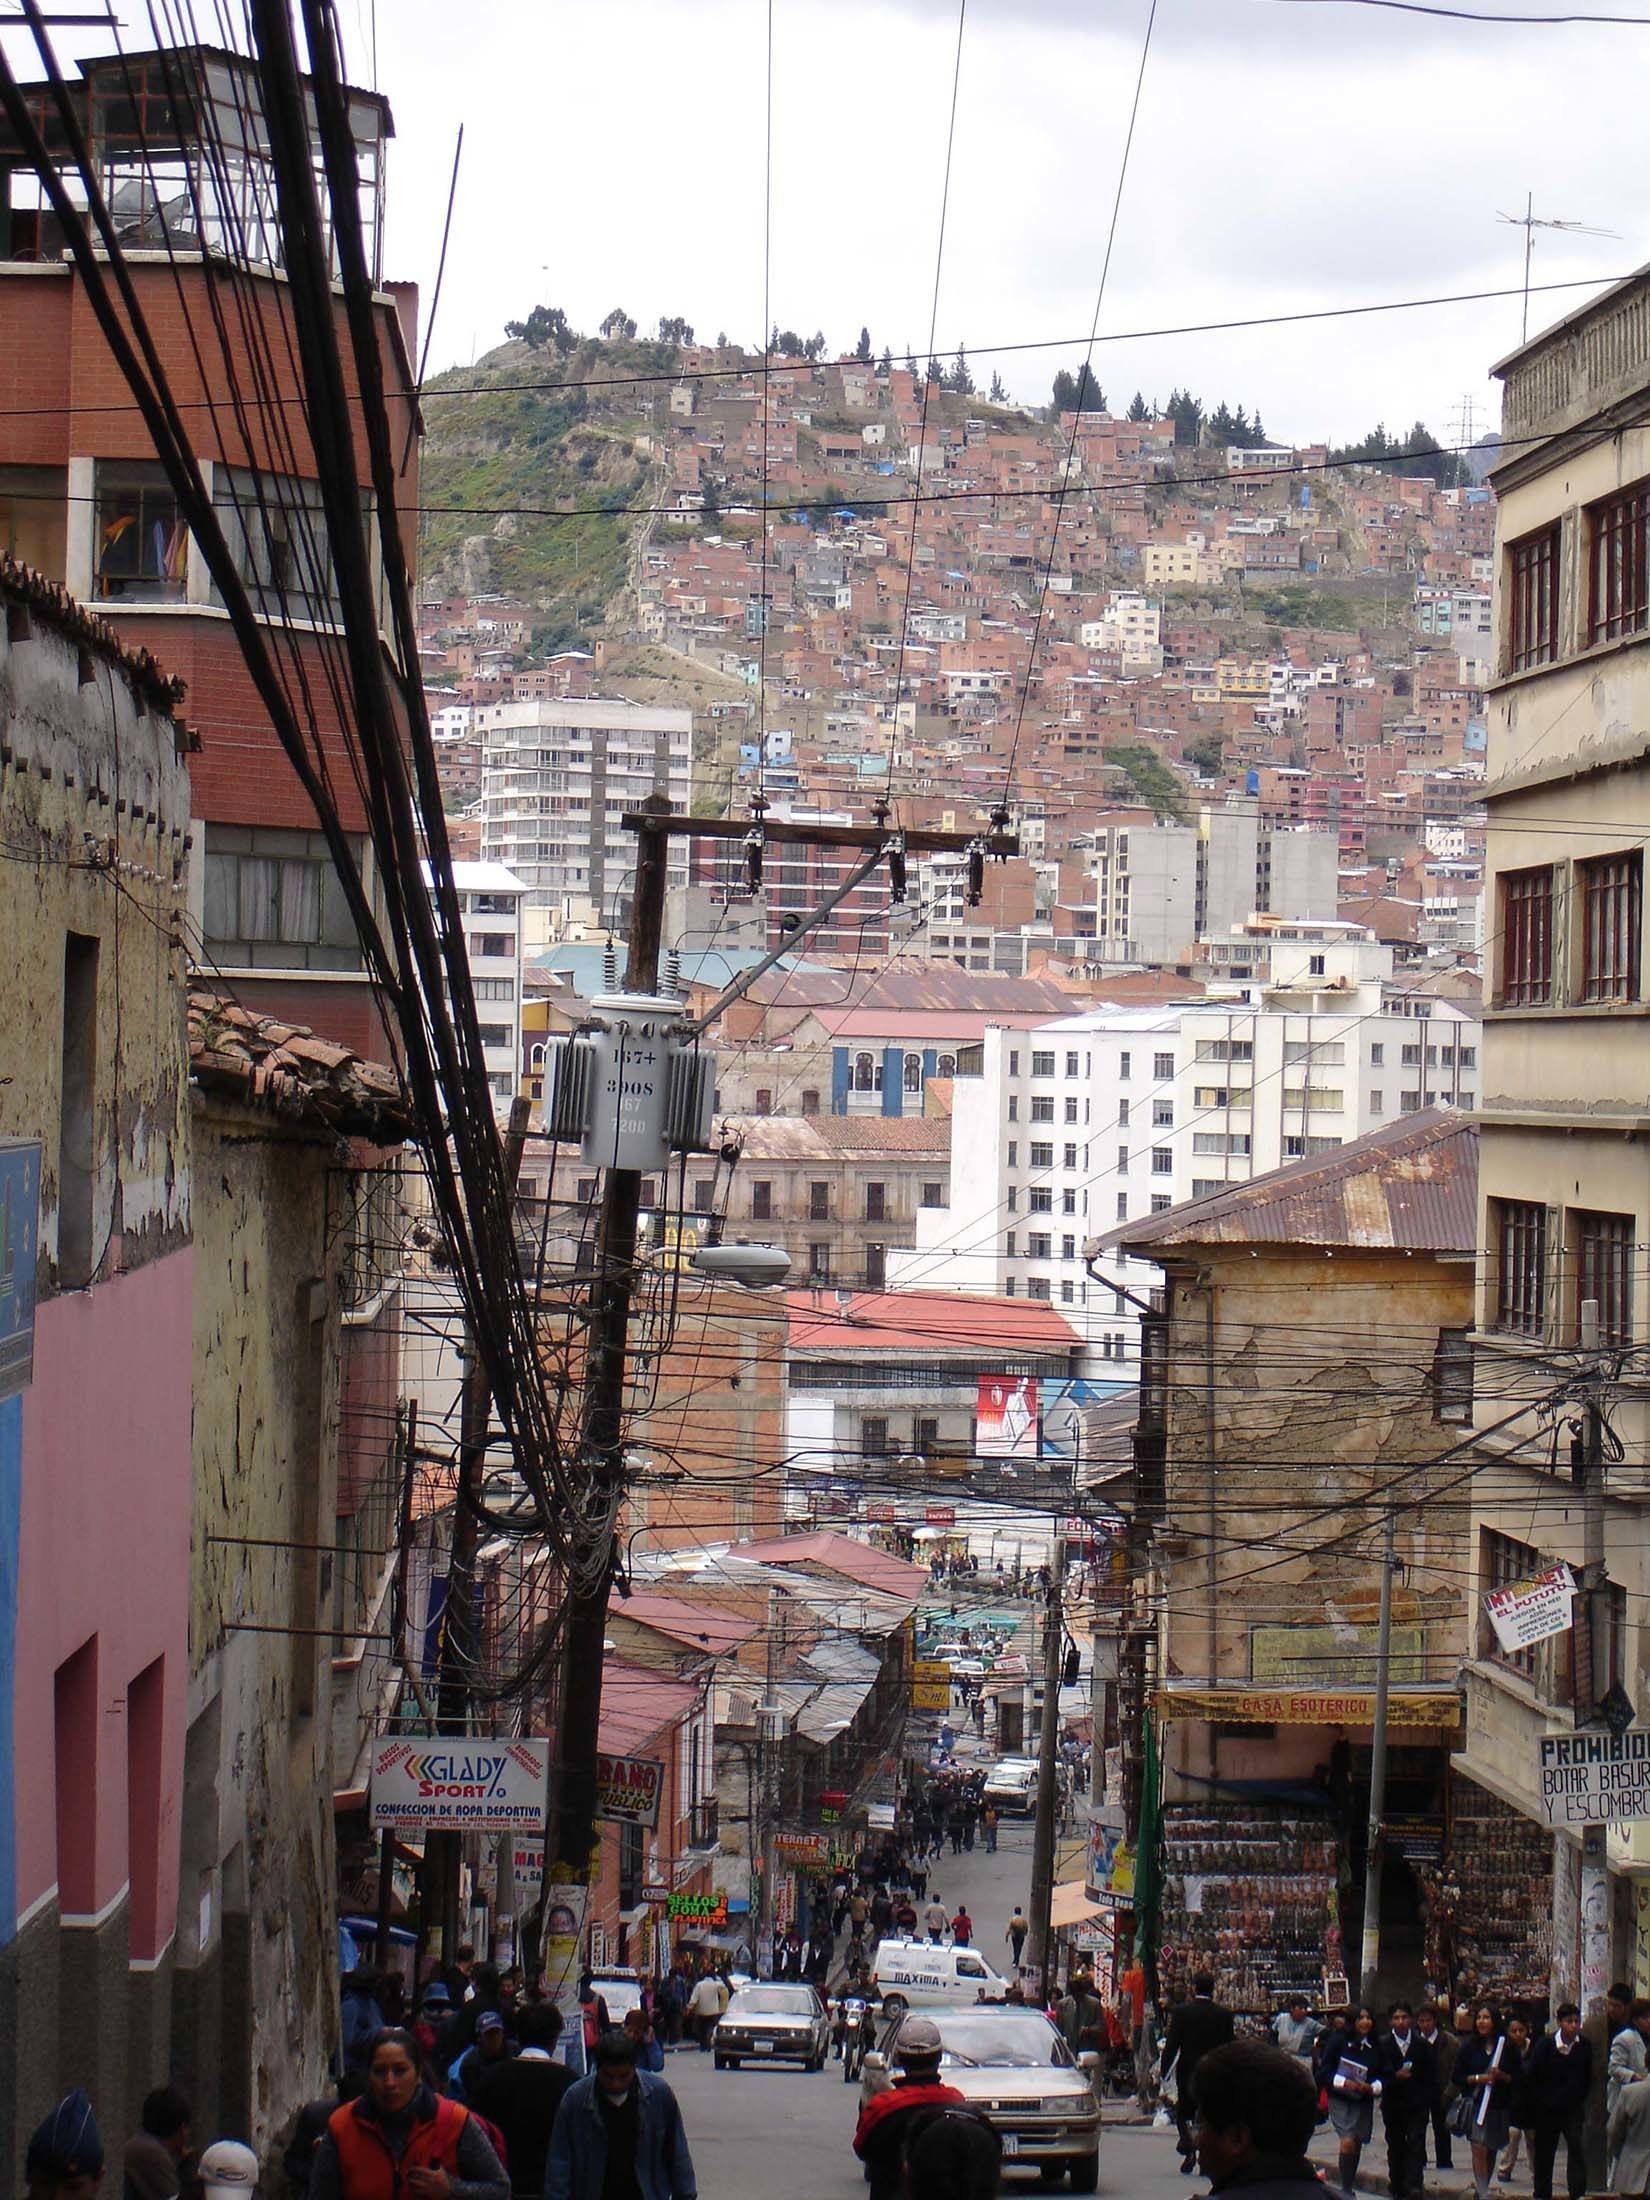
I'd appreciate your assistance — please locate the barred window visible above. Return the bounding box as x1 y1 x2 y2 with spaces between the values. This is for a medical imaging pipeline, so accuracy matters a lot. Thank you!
1484 1528 1545 1679
1499 866 1554 1007
1494 1199 1548 1338
1508 523 1559 673
1577 1209 1633 1346
1588 481 1650 646
1579 852 1641 1004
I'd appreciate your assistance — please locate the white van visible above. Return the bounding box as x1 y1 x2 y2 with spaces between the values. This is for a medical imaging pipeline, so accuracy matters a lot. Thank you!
870 1936 1008 2012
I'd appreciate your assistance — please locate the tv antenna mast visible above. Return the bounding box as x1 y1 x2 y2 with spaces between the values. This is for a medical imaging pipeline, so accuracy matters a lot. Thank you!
1498 194 1619 342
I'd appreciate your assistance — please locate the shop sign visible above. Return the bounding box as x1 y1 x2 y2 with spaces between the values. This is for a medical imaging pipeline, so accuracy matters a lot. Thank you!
370 1738 550 1829
0 1141 39 1402
1486 1564 1576 1654
817 1789 849 1824
641 1883 671 1905
512 1840 544 1899
924 1505 956 1528
866 1501 897 1523
1154 1687 1459 1729
1384 1814 1446 1866
912 1661 952 1712
667 1890 728 1926
773 1831 830 1868
595 1751 664 1829
1538 1729 1650 1827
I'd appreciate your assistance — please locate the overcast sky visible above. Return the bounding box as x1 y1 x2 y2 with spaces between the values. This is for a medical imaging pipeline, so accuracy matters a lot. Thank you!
360 0 1644 449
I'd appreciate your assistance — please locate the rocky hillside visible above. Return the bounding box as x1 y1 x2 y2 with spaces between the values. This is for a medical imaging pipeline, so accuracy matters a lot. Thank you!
417 328 682 644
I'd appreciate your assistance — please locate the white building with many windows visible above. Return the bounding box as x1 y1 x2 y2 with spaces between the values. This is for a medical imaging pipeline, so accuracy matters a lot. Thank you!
422 860 526 1111
891 976 1480 1379
476 697 693 948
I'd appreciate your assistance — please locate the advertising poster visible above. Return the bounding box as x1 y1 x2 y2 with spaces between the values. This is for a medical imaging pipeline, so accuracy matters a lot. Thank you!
1486 1563 1576 1654
370 1738 550 1830
976 1375 1039 1458
542 1880 589 2074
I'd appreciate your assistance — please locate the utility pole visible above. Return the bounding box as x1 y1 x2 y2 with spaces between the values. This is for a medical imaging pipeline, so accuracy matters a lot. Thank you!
756 1589 785 1975
549 797 1019 1878
431 1097 531 1961
549 802 671 1881
1578 1297 1609 2018
375 1399 419 1972
1029 1532 1066 2003
1357 1501 1397 2003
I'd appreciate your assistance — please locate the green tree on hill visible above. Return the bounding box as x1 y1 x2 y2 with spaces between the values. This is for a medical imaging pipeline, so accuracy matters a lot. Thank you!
1051 364 1105 414
988 371 1007 404
658 315 695 345
880 346 894 374
505 303 575 354
856 326 874 362
1165 389 1204 445
1106 743 1185 821
1127 391 1151 421
947 346 975 396
599 307 637 340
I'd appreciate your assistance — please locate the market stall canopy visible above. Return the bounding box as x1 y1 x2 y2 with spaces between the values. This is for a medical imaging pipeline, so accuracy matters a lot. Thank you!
1050 1880 1105 1930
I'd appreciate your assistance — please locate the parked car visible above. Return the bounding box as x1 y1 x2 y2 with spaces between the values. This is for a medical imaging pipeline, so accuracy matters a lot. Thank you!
587 1967 646 2022
869 1936 1006 2013
861 2004 1101 2190
983 1758 1040 1816
713 1982 830 2070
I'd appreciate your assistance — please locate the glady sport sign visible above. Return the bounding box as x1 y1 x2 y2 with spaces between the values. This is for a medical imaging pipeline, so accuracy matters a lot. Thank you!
370 1738 550 1830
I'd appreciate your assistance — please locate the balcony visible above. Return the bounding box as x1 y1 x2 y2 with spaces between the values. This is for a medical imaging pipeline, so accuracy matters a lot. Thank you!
686 1799 719 1852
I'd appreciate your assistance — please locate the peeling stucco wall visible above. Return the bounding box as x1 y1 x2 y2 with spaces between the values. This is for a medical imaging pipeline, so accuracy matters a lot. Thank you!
183 1099 341 2155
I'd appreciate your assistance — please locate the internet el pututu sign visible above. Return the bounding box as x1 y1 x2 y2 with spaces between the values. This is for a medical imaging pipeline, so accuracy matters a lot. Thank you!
370 1738 551 1830
1537 1731 1650 1828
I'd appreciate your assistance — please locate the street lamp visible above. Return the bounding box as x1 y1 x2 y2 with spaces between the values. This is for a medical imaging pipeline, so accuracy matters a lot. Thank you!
691 1241 791 1289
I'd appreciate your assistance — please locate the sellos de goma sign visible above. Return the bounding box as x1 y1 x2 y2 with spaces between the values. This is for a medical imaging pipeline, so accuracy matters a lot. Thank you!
370 1738 550 1829
1538 1730 1650 1827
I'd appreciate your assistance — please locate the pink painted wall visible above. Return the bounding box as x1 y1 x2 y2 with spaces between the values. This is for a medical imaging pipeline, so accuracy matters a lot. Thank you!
14 1255 192 1957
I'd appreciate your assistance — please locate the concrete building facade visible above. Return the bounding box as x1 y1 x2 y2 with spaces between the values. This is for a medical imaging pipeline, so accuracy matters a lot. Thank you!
1460 264 1650 2006
477 697 693 947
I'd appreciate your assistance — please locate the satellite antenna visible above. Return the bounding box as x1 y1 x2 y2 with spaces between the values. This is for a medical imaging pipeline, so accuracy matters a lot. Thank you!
1498 193 1619 342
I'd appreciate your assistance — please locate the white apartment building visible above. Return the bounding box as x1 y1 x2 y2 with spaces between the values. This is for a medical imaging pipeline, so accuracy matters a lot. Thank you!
422 860 526 1110
1086 794 1339 966
476 696 693 948
892 977 1479 1381
1079 591 1163 672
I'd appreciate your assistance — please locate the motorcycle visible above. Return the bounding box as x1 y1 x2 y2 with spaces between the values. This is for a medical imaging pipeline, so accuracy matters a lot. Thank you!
841 1996 877 2083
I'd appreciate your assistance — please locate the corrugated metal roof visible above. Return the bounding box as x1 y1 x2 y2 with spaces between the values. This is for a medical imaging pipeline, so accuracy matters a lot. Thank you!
796 1676 876 1743
1103 1108 1478 1256
608 1590 761 1657
731 1529 930 1601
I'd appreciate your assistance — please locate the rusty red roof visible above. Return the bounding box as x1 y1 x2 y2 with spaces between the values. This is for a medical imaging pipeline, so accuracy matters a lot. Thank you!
608 1590 761 1658
730 1529 929 1600
787 1286 1081 1358
0 550 187 719
1102 1107 1477 1256
599 1656 700 1754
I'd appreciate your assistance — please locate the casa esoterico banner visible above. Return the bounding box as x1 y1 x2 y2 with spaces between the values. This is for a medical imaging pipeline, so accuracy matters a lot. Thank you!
370 1738 550 1829
1153 1687 1460 1728
594 1751 665 1829
976 1375 1039 1457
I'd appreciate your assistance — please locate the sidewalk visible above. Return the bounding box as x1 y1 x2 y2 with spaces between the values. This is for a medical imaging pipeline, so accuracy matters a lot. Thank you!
1119 2110 1534 2200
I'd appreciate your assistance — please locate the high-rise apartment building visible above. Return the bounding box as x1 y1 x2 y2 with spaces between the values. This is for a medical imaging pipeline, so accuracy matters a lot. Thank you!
477 697 693 946
900 966 1478 1380
1086 794 1338 966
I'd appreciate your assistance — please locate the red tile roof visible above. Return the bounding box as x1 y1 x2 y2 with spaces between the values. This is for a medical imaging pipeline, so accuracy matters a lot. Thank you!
189 988 413 1142
787 1288 1081 1358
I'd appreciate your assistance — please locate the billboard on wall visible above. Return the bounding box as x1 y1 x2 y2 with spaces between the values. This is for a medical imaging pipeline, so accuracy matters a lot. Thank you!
976 1376 1039 1458
595 1752 664 1829
370 1738 550 1829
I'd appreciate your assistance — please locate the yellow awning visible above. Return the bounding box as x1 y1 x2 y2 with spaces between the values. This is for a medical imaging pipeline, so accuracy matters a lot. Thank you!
1153 1686 1460 1729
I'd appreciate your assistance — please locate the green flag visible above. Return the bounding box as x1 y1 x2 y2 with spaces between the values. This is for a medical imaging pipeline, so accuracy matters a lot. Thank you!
1134 1713 1164 1992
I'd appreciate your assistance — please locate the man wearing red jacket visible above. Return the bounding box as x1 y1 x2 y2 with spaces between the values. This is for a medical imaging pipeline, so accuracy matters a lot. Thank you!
853 2017 965 2200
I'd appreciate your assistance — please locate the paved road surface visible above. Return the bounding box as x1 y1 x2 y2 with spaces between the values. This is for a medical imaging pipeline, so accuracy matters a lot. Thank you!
660 2045 1185 2200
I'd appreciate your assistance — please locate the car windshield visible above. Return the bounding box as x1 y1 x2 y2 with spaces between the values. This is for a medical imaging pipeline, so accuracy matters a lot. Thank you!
915 2012 1074 2069
733 1987 816 2015
594 1977 643 2016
